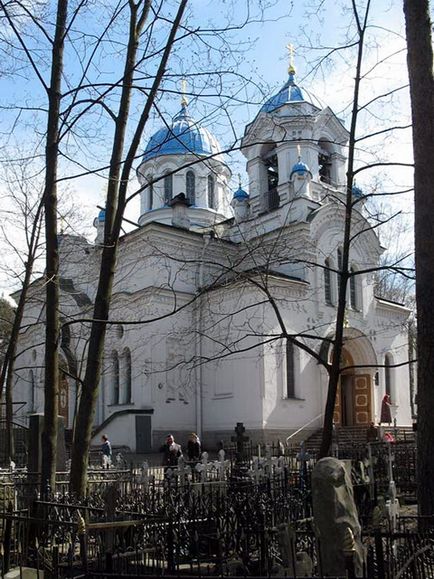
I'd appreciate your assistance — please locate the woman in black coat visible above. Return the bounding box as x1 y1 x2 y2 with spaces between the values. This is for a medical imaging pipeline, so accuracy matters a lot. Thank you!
187 432 201 462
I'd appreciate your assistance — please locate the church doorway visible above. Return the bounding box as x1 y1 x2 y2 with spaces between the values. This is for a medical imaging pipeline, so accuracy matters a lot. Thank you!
333 349 372 427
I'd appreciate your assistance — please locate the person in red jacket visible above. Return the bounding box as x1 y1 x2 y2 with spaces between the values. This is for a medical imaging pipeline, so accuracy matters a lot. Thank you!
380 393 392 425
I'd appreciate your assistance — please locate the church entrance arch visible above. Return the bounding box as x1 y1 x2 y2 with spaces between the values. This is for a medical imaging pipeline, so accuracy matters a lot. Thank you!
327 329 377 427
333 350 372 426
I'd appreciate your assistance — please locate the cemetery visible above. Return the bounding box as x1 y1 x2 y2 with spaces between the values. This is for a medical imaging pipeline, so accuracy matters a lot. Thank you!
0 421 430 578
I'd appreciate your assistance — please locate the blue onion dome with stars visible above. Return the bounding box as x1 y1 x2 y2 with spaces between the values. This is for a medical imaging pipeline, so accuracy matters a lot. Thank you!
142 101 222 163
98 208 106 222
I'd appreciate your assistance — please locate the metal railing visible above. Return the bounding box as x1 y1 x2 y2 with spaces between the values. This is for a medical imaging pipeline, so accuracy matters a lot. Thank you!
286 413 323 445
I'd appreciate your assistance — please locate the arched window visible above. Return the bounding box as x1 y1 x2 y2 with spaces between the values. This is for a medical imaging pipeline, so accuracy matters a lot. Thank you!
207 175 215 209
186 171 195 204
385 354 392 398
262 143 279 210
286 340 295 398
318 138 333 184
112 351 120 405
324 258 332 305
349 266 357 310
123 348 132 404
164 173 173 205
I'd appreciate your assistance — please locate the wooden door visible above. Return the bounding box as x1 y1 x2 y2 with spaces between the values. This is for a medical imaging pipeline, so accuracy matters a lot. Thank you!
353 374 371 425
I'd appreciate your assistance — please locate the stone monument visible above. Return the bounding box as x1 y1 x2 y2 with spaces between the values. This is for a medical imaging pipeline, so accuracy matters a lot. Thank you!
312 457 365 576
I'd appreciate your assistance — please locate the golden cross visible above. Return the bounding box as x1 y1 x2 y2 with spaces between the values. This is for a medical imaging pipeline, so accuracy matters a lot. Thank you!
180 78 188 107
286 43 296 74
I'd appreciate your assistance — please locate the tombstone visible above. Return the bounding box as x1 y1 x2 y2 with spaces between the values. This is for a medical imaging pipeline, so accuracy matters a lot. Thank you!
27 414 66 474
140 461 150 487
276 523 313 576
312 457 365 577
250 457 262 483
103 484 120 519
177 455 191 485
231 422 249 464
297 441 310 487
115 452 124 469
385 443 400 531
103 484 120 552
196 452 209 483
217 449 227 481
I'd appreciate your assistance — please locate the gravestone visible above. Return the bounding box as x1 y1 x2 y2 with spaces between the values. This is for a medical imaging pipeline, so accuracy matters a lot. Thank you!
276 523 313 576
312 457 364 577
231 422 249 464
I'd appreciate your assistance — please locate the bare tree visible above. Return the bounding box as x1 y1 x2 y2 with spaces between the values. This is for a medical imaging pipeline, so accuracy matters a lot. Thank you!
403 0 434 519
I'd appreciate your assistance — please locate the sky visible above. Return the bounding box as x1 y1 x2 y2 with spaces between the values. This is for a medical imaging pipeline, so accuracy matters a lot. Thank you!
0 0 427 293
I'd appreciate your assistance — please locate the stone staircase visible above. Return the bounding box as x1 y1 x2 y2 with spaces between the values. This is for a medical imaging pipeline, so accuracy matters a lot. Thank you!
304 425 415 453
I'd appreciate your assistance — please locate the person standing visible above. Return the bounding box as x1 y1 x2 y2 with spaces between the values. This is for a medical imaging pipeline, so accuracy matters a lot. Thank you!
380 393 392 425
187 432 201 462
101 434 112 468
161 434 182 468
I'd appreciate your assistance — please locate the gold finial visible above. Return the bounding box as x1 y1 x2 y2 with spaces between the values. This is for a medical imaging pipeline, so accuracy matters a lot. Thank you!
286 43 296 75
180 78 188 107
238 173 242 188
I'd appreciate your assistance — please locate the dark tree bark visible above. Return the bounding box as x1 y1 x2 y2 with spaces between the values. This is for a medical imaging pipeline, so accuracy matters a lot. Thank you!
69 0 188 497
319 0 370 458
0 201 43 464
403 0 434 517
41 0 68 495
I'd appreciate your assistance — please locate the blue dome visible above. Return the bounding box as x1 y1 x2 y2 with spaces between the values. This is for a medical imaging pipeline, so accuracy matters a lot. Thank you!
233 185 249 200
291 160 310 175
352 185 363 199
290 159 312 179
98 209 106 222
142 105 221 162
261 72 304 113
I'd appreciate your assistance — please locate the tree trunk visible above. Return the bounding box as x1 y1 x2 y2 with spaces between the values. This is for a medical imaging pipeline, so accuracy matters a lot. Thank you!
69 1 147 497
0 205 43 465
403 0 434 517
319 3 369 458
41 0 68 495
69 0 188 497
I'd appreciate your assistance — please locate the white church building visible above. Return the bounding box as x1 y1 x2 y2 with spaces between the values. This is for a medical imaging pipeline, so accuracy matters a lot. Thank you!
13 63 413 452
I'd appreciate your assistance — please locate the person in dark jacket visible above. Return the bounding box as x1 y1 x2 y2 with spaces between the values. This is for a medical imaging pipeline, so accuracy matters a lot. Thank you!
101 434 112 468
187 432 201 462
161 434 182 468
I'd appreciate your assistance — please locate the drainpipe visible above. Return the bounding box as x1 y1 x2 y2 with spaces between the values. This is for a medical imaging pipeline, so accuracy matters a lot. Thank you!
195 233 211 438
